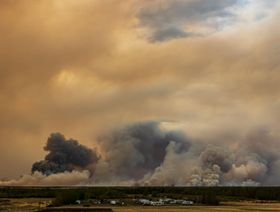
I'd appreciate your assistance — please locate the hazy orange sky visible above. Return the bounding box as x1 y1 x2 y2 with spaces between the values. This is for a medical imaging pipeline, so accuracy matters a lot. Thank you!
0 0 280 180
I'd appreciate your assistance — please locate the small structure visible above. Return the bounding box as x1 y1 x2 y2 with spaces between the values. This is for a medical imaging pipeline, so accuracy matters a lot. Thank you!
136 198 194 206
182 200 194 205
91 199 101 205
161 198 172 204
169 199 194 205
138 199 151 205
110 200 117 205
150 201 164 206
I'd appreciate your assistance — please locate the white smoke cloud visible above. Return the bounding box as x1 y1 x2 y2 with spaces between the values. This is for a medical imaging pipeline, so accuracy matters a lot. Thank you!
2 122 280 187
0 171 90 186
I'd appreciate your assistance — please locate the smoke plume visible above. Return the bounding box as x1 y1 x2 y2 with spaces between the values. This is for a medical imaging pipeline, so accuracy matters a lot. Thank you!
0 171 90 186
31 133 99 175
93 121 190 183
92 121 280 186
2 121 280 186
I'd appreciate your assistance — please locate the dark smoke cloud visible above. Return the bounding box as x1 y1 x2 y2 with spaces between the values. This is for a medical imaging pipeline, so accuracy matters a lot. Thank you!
138 0 238 41
89 122 280 186
32 133 99 175
95 121 190 181
149 27 191 42
4 122 280 186
200 147 233 173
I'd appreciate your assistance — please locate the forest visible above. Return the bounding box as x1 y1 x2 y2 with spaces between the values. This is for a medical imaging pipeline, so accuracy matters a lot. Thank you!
1 186 280 201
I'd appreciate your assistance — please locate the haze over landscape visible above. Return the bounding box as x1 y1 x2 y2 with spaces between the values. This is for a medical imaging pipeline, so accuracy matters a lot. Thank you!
0 0 280 186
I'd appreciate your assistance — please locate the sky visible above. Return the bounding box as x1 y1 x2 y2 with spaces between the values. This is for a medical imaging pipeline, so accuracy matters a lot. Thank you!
0 0 280 186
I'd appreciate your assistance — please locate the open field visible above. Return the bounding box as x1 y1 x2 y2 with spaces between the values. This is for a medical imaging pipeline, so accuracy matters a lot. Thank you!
0 198 52 211
35 204 280 212
2 199 280 212
112 203 280 212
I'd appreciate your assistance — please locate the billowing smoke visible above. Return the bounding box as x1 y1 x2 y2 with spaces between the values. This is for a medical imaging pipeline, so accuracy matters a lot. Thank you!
2 121 280 186
93 121 190 183
31 133 99 175
137 125 280 186
200 147 233 173
0 171 90 186
92 122 280 186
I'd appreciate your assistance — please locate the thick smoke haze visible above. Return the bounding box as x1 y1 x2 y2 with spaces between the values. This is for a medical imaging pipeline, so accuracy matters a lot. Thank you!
93 121 190 183
0 1 280 186
2 122 280 186
0 171 90 187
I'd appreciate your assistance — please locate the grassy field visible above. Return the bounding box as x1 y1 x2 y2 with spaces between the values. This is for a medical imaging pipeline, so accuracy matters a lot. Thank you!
0 198 52 211
2 199 280 212
112 202 280 212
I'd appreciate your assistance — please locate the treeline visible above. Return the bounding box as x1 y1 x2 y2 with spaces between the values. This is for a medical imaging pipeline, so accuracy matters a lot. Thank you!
1 186 280 201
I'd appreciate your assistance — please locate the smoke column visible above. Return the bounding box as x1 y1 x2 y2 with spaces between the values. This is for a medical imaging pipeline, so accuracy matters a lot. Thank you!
93 121 190 183
31 132 99 175
2 121 280 186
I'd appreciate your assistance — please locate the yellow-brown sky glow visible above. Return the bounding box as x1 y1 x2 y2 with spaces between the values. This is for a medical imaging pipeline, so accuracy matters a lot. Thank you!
0 0 280 185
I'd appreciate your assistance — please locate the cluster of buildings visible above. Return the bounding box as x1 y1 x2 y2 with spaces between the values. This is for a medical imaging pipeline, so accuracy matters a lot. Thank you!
137 198 194 206
75 198 194 207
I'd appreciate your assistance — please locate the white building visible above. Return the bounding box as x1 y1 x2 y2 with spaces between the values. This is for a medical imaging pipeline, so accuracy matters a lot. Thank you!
150 201 164 206
110 200 117 205
138 199 151 205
